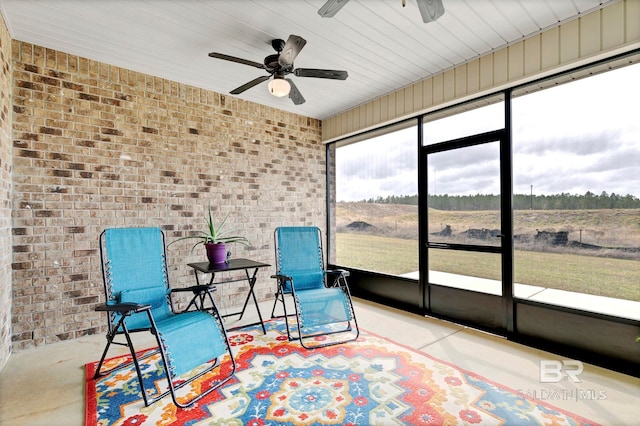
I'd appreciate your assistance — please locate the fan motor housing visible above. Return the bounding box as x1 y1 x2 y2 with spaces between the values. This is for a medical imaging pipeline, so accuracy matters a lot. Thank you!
264 54 281 72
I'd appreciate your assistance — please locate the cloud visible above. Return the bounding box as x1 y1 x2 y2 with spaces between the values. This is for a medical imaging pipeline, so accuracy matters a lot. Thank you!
336 63 640 201
515 130 623 156
430 144 500 195
336 126 417 201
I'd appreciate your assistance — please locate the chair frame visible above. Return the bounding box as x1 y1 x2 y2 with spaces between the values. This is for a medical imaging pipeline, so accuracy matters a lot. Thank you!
271 226 359 349
93 228 236 408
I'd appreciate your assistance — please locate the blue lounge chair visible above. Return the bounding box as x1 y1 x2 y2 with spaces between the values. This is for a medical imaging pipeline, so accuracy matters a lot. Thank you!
271 226 359 348
94 227 235 408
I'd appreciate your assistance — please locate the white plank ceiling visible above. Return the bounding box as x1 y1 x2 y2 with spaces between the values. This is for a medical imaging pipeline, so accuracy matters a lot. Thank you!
0 0 616 120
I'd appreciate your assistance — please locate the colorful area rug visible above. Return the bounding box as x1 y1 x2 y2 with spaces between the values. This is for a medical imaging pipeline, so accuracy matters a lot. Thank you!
86 319 599 425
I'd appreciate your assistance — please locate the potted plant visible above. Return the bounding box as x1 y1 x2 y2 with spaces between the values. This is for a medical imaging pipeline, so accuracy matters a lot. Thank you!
169 206 249 264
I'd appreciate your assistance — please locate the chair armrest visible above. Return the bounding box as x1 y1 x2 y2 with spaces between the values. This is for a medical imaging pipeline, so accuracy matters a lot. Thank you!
95 302 151 314
326 269 350 278
326 269 350 288
171 285 217 295
271 274 293 292
271 274 292 280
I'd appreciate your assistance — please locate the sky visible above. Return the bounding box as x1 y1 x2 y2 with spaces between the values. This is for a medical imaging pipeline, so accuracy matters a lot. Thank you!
336 63 640 201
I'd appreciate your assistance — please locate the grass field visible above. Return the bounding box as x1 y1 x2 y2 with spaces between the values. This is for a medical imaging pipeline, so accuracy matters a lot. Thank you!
335 202 640 302
337 202 640 249
336 233 640 301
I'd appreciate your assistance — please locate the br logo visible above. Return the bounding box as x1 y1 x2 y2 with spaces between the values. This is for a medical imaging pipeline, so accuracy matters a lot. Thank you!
539 360 583 383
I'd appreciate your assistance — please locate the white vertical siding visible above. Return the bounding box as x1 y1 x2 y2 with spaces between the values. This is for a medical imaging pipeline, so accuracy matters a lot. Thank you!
524 35 542 75
322 0 640 142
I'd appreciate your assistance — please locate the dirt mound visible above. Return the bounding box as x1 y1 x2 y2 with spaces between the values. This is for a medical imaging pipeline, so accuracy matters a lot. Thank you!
346 221 376 231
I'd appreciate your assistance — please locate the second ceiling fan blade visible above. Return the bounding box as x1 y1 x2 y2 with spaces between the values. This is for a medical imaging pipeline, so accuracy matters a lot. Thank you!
416 0 445 23
208 52 265 69
318 0 350 17
278 35 307 69
294 68 348 80
229 75 270 94
286 79 305 105
319 0 444 23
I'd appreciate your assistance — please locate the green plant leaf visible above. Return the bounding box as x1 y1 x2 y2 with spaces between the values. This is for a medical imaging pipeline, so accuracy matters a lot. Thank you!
167 205 250 249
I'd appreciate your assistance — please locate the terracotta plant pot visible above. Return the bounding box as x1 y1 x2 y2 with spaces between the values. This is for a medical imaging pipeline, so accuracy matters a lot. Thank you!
205 242 228 264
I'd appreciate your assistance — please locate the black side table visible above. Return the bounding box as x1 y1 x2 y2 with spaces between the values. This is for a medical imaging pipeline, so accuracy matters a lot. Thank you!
187 258 270 334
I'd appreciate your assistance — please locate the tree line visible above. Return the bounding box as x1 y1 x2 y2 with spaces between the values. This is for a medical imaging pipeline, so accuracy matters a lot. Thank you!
355 191 640 210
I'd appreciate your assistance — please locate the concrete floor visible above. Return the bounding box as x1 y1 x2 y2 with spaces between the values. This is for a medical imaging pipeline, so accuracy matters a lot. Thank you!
1 298 638 425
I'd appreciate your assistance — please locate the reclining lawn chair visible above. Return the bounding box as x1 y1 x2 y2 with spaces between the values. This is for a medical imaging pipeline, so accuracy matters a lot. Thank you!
271 226 359 349
94 227 236 408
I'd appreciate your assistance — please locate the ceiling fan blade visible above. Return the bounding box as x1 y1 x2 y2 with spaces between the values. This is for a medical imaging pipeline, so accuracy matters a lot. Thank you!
416 0 445 23
318 0 350 17
278 35 307 69
294 68 348 80
229 75 270 95
286 79 305 105
208 52 265 69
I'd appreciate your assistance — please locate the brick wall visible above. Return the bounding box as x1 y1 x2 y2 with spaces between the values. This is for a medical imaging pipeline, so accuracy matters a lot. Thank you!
10 40 326 350
0 13 13 369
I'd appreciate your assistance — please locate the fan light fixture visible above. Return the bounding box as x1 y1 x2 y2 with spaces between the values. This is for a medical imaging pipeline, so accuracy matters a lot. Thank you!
209 35 348 105
268 77 290 97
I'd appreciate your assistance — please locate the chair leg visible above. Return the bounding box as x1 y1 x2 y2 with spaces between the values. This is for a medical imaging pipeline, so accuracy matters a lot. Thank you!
93 321 122 379
152 333 237 408
94 315 157 380
139 311 237 408
270 285 293 320
271 282 300 342
270 287 283 318
94 311 236 408
293 289 360 350
296 318 360 349
93 315 159 407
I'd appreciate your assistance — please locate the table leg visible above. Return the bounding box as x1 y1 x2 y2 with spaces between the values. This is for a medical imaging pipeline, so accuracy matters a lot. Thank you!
185 270 217 312
187 264 267 334
237 268 266 334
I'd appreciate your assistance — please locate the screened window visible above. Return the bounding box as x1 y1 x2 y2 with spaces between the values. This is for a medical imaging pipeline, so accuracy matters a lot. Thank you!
423 96 504 146
512 62 640 315
331 123 418 276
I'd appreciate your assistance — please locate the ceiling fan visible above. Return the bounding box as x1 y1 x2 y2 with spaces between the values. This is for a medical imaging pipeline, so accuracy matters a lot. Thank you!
208 35 348 105
318 0 445 23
